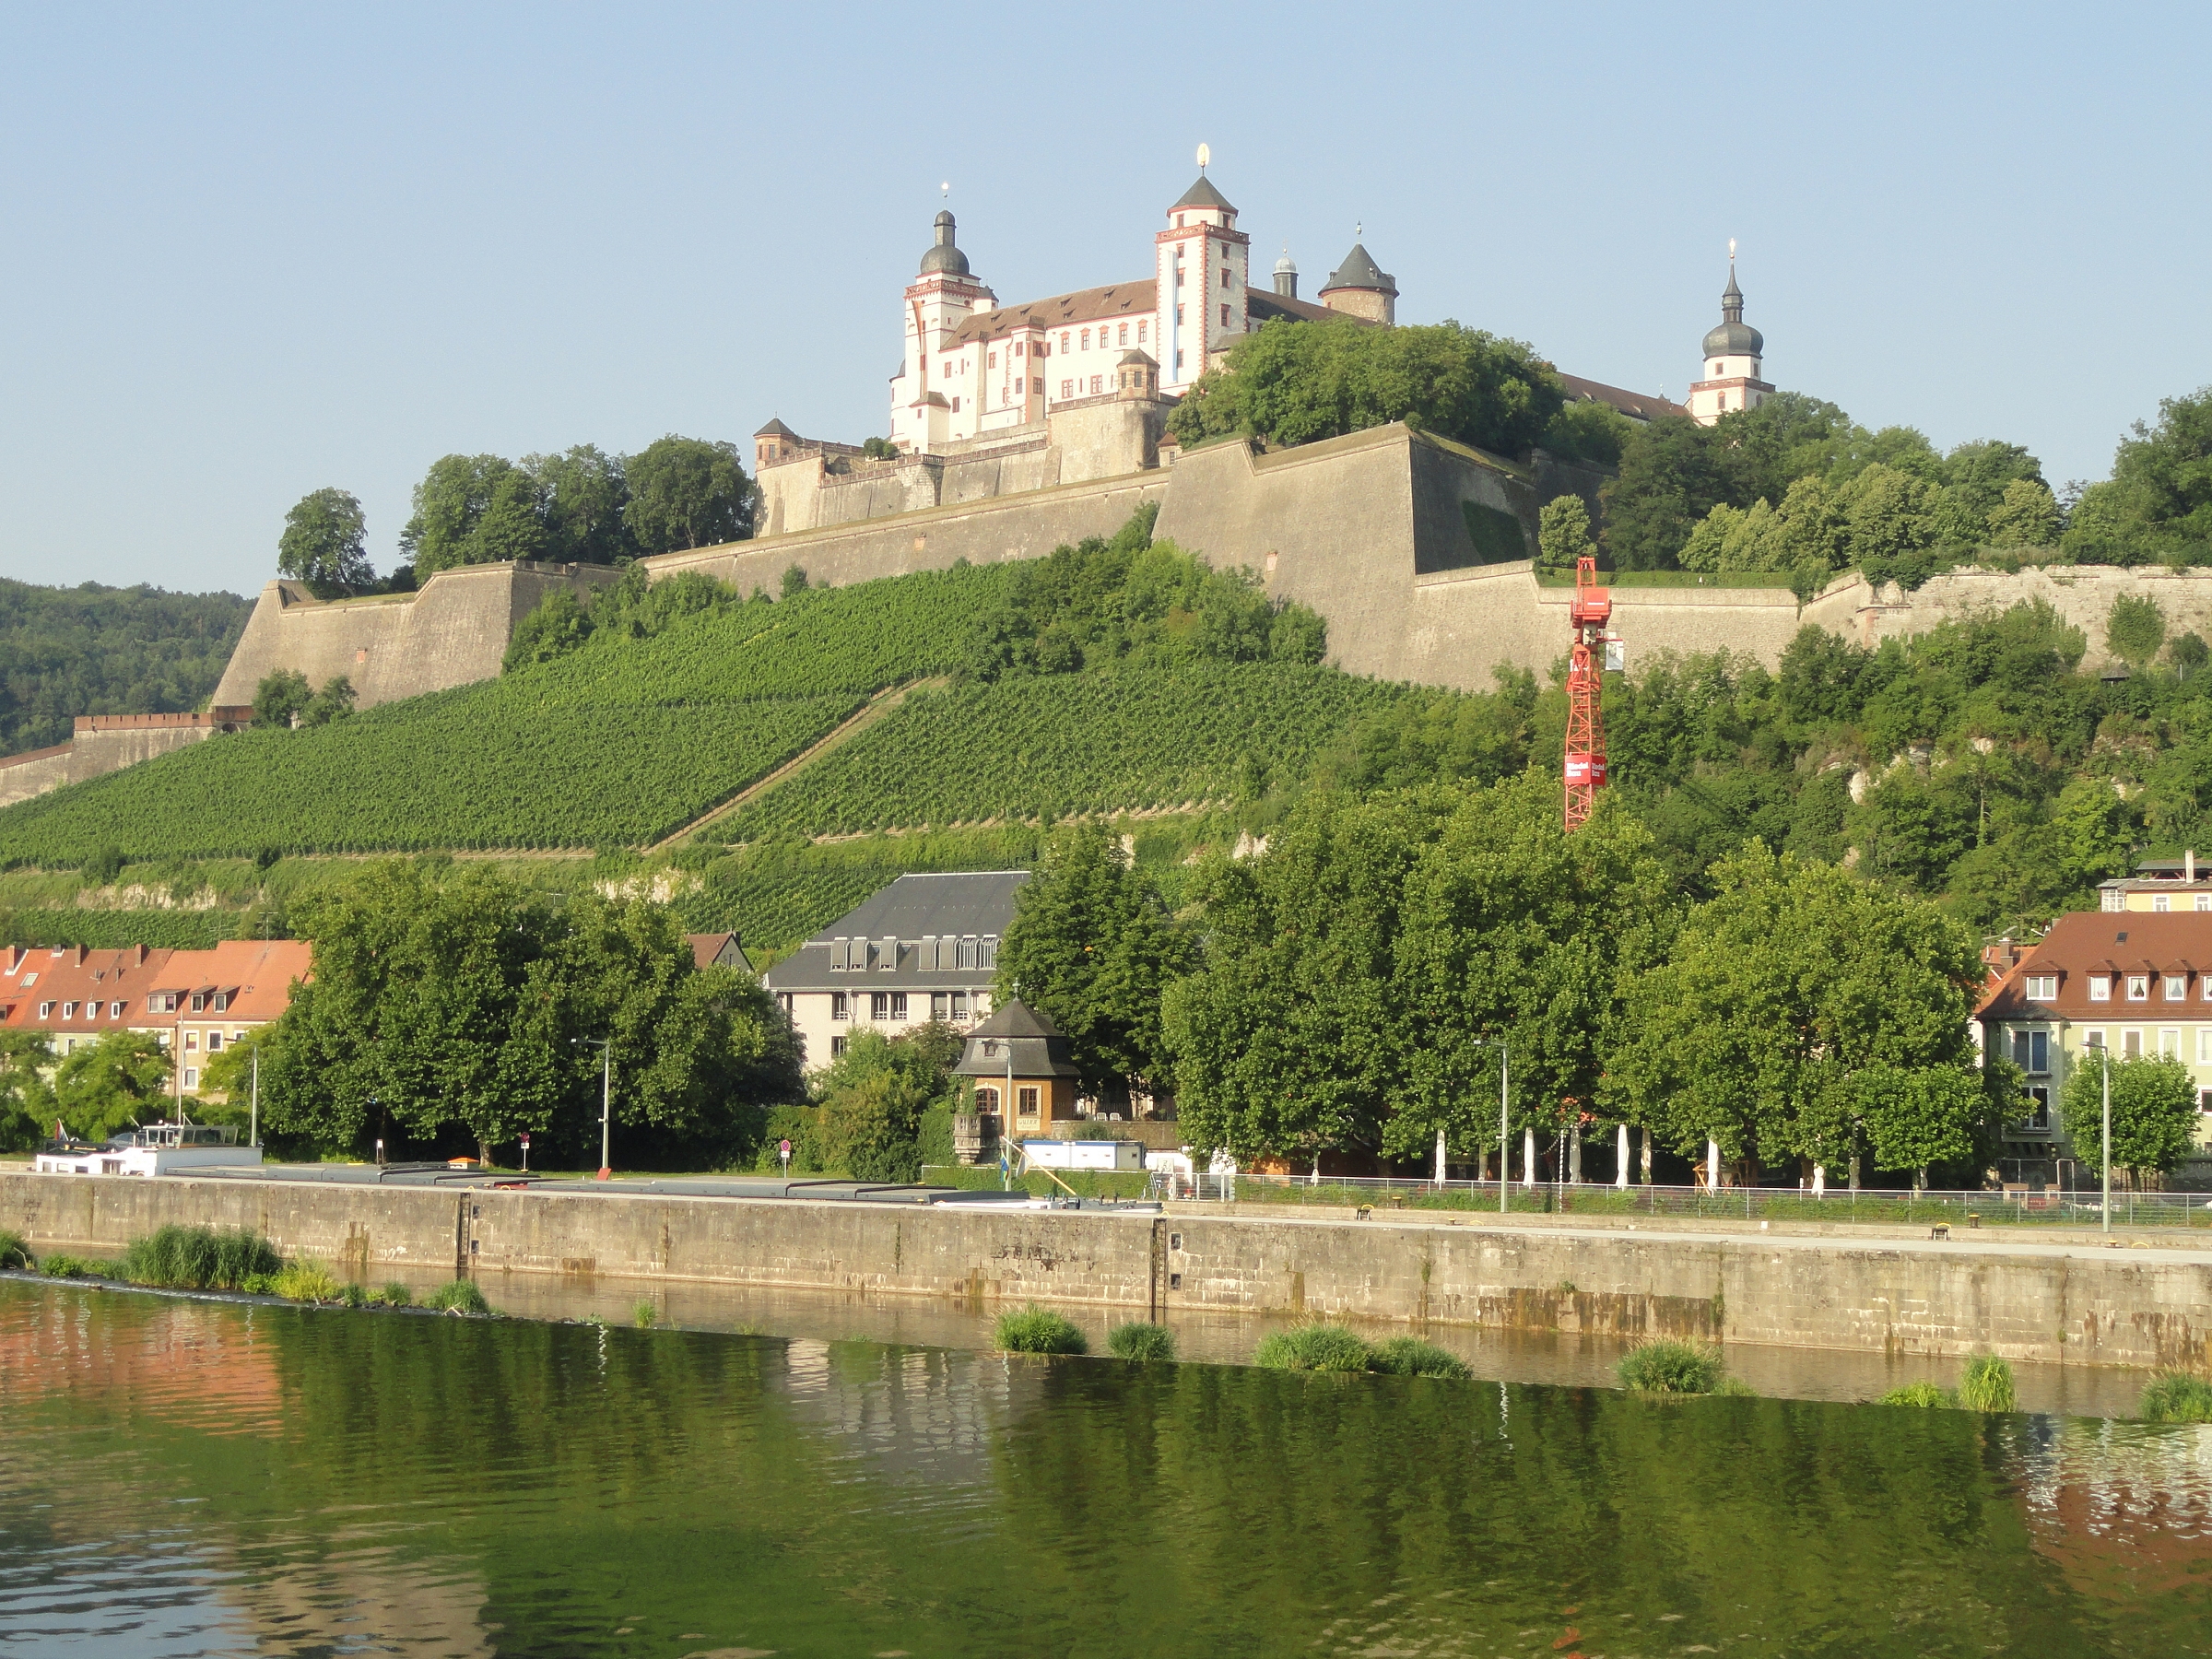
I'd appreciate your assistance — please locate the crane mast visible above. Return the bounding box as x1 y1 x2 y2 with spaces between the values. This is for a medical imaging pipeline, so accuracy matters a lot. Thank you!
1564 556 1612 832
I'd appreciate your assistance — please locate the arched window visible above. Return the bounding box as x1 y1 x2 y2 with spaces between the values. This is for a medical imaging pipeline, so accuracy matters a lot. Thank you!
975 1086 1001 1113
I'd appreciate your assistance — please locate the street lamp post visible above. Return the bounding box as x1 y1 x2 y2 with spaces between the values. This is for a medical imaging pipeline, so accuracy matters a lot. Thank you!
1477 1038 1509 1215
2100 1041 2112 1237
573 1038 611 1180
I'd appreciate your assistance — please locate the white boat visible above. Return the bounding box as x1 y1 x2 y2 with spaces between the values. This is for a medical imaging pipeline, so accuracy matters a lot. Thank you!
32 1121 264 1177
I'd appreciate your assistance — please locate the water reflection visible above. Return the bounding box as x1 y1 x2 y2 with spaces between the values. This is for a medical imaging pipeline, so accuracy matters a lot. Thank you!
0 1281 2206 1657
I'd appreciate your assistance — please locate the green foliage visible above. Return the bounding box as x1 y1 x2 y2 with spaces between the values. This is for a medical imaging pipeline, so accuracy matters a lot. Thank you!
529 445 631 565
2059 1050 2200 1178
1957 1353 2017 1413
274 1263 343 1302
120 1225 283 1290
377 1282 413 1308
1106 1321 1176 1361
253 668 312 729
1535 496 1594 575
1167 774 1670 1166
782 565 809 598
1539 398 1635 468
624 436 754 553
809 1024 962 1179
632 1300 658 1328
997 820 1194 1109
1253 1320 1373 1373
1616 1338 1725 1394
1366 1336 1471 1380
1605 845 1988 1181
0 1230 31 1270
338 1282 371 1308
2105 594 2167 666
299 676 355 728
39 1254 104 1278
0 577 250 758
53 1031 174 1143
2139 1371 2212 1422
1877 1382 1958 1407
995 1304 1088 1355
425 1278 493 1315
2063 387 2212 565
277 488 373 596
402 453 548 574
257 860 798 1165
1168 319 1565 459
961 509 1324 681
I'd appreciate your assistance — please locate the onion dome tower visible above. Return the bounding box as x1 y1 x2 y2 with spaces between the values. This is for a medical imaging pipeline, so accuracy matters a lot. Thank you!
1687 243 1772 425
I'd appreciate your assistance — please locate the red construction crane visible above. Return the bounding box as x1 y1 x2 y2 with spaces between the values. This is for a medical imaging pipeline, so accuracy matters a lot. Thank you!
1563 556 1612 832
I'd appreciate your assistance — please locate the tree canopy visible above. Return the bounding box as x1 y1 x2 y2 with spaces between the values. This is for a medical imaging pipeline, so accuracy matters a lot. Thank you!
277 488 373 596
2059 1049 2201 1178
0 579 248 758
1167 319 1565 459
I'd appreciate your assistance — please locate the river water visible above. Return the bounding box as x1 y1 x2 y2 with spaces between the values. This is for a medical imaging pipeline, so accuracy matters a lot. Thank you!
2 1279 2209 1658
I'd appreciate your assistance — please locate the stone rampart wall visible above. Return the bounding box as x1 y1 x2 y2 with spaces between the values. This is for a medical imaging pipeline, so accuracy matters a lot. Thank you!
0 723 231 809
209 561 622 712
7 1171 2207 1368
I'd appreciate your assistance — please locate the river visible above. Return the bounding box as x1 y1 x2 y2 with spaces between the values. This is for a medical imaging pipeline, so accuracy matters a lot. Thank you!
1 1278 2207 1656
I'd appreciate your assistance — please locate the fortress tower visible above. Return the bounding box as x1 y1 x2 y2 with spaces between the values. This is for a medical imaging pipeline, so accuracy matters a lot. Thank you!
1686 249 1772 425
886 211 998 454
1156 155 1250 391
1318 228 1397 324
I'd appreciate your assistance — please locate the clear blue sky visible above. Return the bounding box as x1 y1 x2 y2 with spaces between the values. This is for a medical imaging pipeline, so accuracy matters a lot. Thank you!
4 3 2206 596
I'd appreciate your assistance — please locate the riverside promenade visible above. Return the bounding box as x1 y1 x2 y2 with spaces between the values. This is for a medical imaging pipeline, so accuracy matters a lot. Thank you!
6 1168 2209 1371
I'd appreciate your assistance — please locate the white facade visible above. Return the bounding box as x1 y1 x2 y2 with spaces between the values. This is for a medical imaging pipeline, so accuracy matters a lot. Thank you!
1685 261 1774 427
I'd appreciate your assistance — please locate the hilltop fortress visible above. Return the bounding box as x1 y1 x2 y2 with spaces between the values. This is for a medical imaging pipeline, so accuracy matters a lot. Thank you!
171 165 2212 769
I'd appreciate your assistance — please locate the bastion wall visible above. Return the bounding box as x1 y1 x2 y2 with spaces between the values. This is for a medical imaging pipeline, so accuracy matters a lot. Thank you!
0 711 253 810
8 1170 2208 1370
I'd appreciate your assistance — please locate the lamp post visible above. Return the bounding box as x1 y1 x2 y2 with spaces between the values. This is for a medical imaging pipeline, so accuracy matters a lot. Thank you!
1477 1038 1509 1215
249 1045 259 1149
2100 1041 2112 1237
573 1038 611 1180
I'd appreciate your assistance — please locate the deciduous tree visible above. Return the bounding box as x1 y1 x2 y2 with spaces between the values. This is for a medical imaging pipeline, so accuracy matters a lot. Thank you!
53 1031 173 1142
2060 1051 2201 1181
624 436 754 553
277 488 373 596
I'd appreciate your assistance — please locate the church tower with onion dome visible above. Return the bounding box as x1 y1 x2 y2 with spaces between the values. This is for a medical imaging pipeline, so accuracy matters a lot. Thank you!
1686 244 1772 425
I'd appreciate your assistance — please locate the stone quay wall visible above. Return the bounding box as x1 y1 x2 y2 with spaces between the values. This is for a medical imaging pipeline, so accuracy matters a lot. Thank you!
8 1170 2208 1371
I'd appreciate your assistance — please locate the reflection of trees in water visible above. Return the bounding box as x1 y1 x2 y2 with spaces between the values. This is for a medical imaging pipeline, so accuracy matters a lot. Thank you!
2017 1415 2212 1618
775 1337 1010 1488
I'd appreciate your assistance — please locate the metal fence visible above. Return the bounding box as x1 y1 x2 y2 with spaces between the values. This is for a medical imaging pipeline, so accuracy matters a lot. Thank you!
1150 1171 2212 1229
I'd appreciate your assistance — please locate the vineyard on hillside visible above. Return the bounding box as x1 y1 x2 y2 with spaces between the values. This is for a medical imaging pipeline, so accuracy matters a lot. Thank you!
713 664 1409 840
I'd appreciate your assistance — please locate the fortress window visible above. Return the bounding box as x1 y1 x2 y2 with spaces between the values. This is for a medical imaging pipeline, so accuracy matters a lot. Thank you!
1221 268 1230 288
1061 333 1071 351
988 351 996 368
1061 380 1073 399
1081 329 1090 349
1091 375 1102 394
1137 322 1147 344
1118 324 1128 345
951 397 959 412
1221 304 1230 327
1014 341 1023 357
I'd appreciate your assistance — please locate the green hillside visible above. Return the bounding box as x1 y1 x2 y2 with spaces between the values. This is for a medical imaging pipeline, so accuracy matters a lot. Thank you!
0 578 252 756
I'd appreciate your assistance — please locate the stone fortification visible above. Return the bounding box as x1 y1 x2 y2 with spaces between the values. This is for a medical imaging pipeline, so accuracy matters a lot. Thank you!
209 559 622 712
0 710 253 809
8 1169 2209 1369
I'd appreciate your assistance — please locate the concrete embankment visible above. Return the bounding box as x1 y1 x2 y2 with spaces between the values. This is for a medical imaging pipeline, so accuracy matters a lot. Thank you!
7 1171 2210 1371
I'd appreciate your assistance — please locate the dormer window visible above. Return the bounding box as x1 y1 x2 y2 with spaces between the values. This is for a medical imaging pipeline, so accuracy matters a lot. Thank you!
61 1002 76 1019
2025 974 2057 1000
2167 975 2188 1000
2127 974 2150 1001
2089 975 2112 1001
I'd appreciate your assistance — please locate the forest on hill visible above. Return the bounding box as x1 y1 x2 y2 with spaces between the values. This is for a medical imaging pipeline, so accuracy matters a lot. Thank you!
0 579 251 756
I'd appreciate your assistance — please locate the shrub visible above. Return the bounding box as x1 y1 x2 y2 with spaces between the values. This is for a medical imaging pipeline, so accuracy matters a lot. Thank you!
1253 1320 1373 1374
338 1282 370 1308
1877 1382 1958 1408
240 1273 277 1296
273 1264 341 1302
377 1283 413 1308
425 1279 493 1316
1368 1336 1472 1381
121 1225 283 1290
1617 1338 1726 1394
0 1230 32 1270
633 1300 658 1329
40 1254 102 1279
1106 1321 1176 1362
2140 1372 2212 1423
1958 1353 2018 1414
995 1304 1088 1355
1712 1376 1760 1397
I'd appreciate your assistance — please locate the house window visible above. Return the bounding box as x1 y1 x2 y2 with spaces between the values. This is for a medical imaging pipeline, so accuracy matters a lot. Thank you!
2198 894 2211 911
831 992 850 1021
830 1036 848 1059
191 992 207 1012
2011 1030 2049 1076
2162 1029 2183 1058
932 993 949 1020
2084 1029 2105 1053
1018 1086 1041 1118
871 992 889 1021
2028 1088 2052 1130
980 936 997 970
890 993 908 1022
777 994 794 1017
2169 975 2189 1000
207 1031 223 1052
184 1032 197 1052
1061 380 1074 399
61 1002 75 1019
2089 975 2112 1001
108 1001 123 1018
182 1068 197 1089
2025 974 2057 1000
2128 974 2150 1001
958 937 979 970
951 991 969 1020
975 1086 1000 1113
2155 894 2171 912
2124 1030 2144 1058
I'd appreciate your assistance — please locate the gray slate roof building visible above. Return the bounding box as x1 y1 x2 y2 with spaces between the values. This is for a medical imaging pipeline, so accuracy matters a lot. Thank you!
1322 241 1397 298
952 999 1081 1081
1170 173 1237 215
1702 266 1764 359
761 871 1029 994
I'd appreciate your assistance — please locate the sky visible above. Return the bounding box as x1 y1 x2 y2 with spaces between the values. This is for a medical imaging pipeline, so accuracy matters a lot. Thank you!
3 2 2208 596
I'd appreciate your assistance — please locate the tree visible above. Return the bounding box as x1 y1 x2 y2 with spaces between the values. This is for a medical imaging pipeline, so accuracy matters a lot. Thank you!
277 488 373 596
1600 417 1734 571
0 578 251 757
624 436 754 554
1536 496 1596 574
2105 593 2166 667
2060 1051 2200 1181
400 454 546 574
1602 844 1991 1182
257 861 797 1166
527 445 630 564
0 1031 54 1150
1985 477 2060 548
2064 387 2212 565
781 564 809 598
1539 399 1634 468
253 668 312 729
53 1030 173 1142
1167 319 1565 460
300 676 355 727
198 1026 270 1115
998 820 1194 1111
